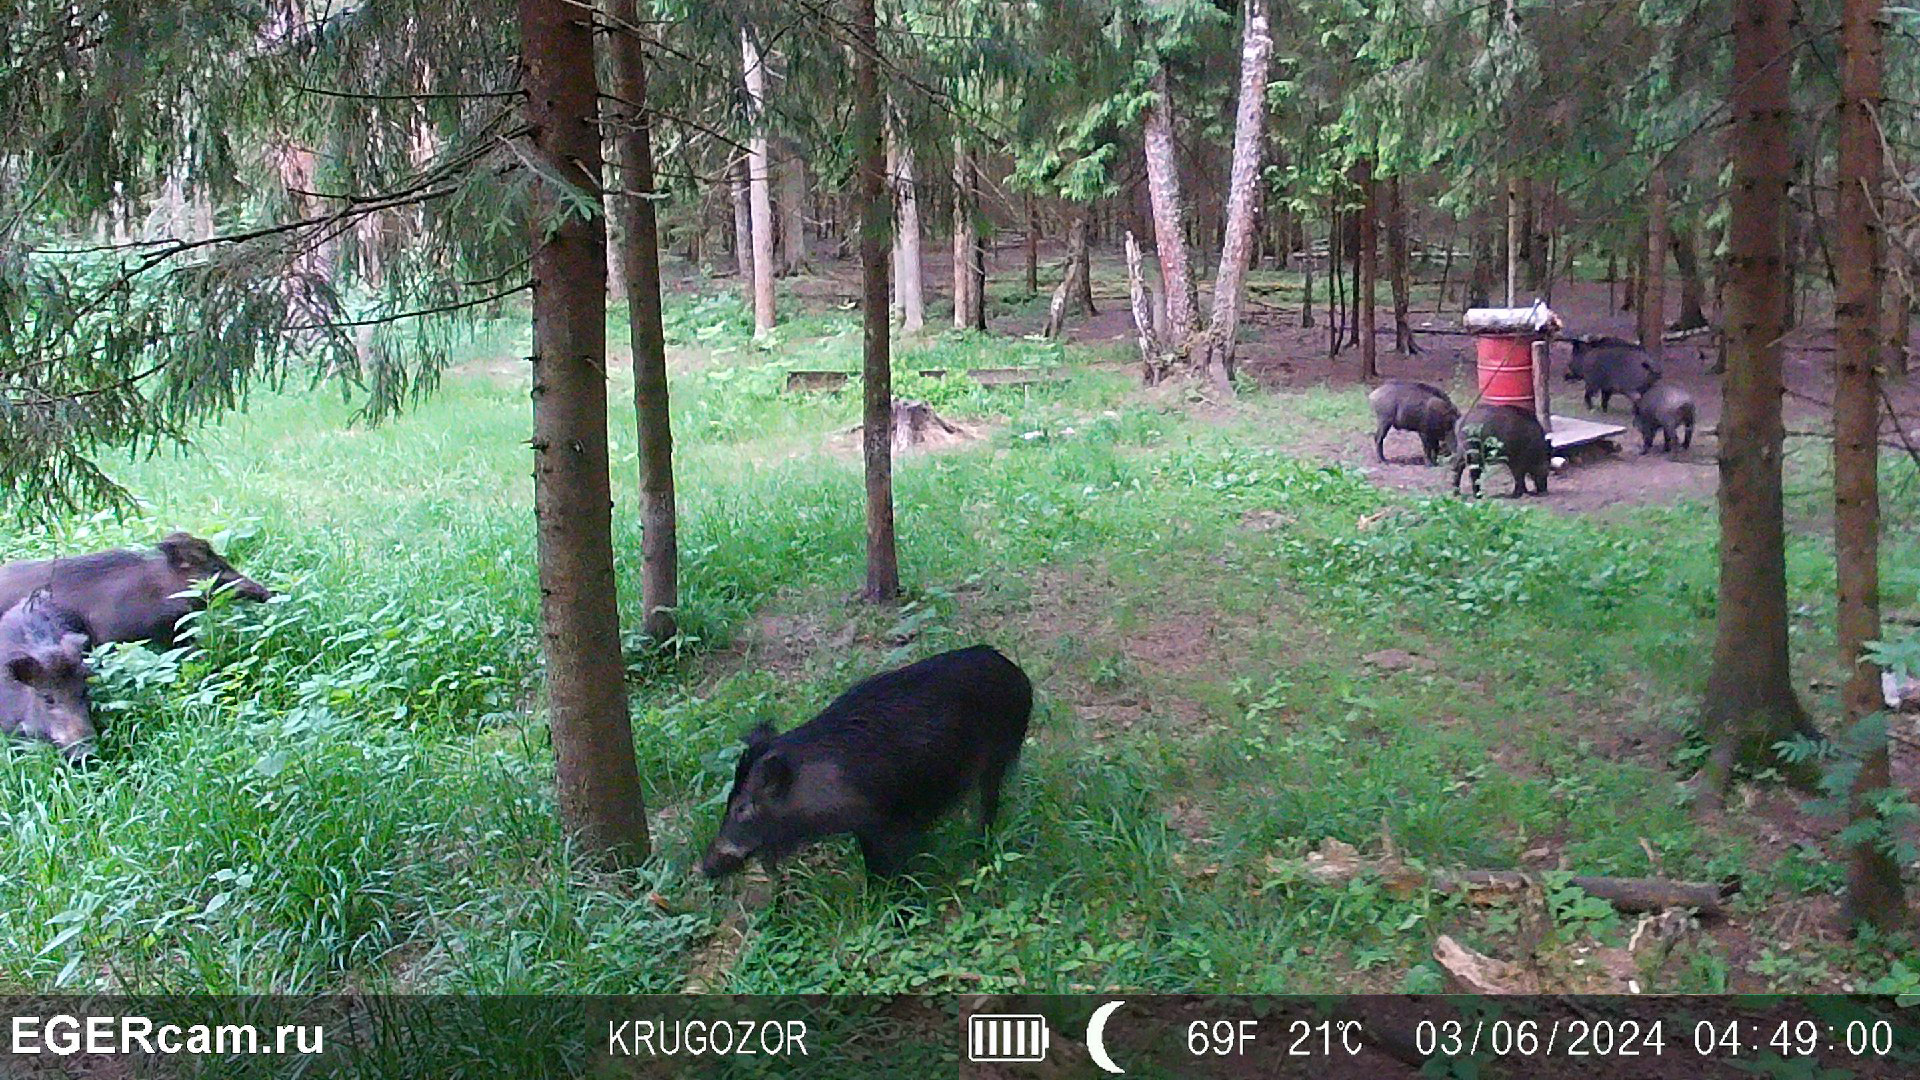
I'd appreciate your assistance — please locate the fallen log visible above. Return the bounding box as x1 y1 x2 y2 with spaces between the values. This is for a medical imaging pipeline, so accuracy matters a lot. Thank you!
1434 870 1738 920
1286 838 1738 920
1463 302 1562 336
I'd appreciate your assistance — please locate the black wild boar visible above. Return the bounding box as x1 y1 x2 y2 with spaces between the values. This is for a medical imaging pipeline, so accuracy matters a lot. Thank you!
700 645 1033 879
1567 337 1661 412
0 593 95 760
0 533 271 648
1563 335 1638 381
1631 383 1697 454
1451 404 1551 498
1369 381 1461 465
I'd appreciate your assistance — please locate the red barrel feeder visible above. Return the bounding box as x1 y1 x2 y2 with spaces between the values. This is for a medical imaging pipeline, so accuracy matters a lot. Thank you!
1463 302 1562 429
1475 334 1539 413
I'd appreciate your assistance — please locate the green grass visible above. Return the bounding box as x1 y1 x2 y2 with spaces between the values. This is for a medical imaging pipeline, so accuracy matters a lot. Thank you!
1 289 1915 1000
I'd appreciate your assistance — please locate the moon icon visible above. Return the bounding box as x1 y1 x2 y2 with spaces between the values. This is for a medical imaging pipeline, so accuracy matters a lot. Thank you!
1087 1000 1127 1075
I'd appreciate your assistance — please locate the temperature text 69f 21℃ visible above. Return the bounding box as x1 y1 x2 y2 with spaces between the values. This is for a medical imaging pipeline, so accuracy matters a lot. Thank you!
1187 1019 1365 1058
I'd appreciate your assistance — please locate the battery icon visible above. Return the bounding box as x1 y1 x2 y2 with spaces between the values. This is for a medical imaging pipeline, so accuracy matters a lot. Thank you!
967 1013 1051 1063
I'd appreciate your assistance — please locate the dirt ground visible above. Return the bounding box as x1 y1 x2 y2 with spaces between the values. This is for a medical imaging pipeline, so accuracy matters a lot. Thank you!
916 242 1920 513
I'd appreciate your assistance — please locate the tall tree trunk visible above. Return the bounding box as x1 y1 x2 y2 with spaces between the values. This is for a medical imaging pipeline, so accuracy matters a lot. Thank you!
967 155 986 329
1329 210 1345 356
1671 223 1711 330
888 129 924 333
1524 177 1548 292
1143 64 1197 346
608 0 677 645
1302 258 1315 328
853 0 897 602
953 138 974 330
778 142 809 275
1075 205 1097 316
1345 210 1361 348
1467 212 1493 309
1043 208 1091 338
730 160 752 282
1701 0 1822 805
1357 159 1379 380
951 139 985 331
1194 0 1271 392
1640 165 1669 364
969 167 988 330
1835 0 1904 934
1505 174 1522 305
741 29 777 335
1024 194 1040 295
519 0 648 866
1535 181 1555 293
1387 175 1417 352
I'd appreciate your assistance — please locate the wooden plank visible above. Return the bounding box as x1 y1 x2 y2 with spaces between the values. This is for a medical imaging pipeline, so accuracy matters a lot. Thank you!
1546 414 1626 451
966 367 1064 386
786 367 1063 393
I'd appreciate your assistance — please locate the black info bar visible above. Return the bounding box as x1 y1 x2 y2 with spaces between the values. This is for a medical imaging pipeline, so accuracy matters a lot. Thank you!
0 995 1911 1078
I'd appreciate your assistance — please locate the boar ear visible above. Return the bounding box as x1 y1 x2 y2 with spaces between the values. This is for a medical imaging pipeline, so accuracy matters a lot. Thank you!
743 722 776 751
158 533 212 571
5 653 39 685
58 634 90 668
751 751 794 799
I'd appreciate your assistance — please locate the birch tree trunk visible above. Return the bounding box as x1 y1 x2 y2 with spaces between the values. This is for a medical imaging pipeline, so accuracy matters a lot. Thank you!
1701 0 1822 805
1043 208 1091 338
952 138 985 330
1834 0 1903 934
888 129 924 333
1125 231 1163 383
1143 65 1197 346
741 28 777 335
520 0 648 867
1195 0 1272 393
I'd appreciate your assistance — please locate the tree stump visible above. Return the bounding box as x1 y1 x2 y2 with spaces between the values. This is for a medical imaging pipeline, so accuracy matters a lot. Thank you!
887 398 968 452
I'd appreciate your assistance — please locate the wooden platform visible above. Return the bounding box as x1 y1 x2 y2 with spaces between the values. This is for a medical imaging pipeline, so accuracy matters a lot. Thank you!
1546 414 1628 451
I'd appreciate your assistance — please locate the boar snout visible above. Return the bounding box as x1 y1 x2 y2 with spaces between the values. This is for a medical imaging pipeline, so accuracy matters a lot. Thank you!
699 838 751 879
224 573 274 603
